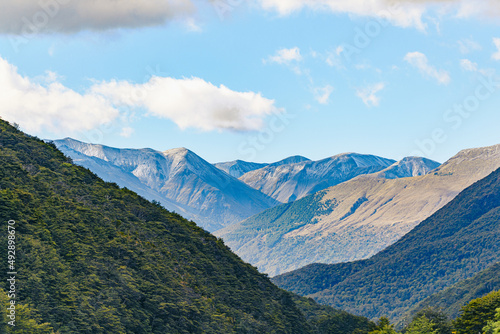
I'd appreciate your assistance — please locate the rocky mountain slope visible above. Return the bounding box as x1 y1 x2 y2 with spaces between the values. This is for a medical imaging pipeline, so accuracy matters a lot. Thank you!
214 160 268 178
272 166 500 322
54 138 279 232
238 153 396 203
217 147 500 276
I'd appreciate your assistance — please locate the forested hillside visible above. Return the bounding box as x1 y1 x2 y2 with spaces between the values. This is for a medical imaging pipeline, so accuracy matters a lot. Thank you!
0 119 373 333
405 262 500 322
273 166 500 321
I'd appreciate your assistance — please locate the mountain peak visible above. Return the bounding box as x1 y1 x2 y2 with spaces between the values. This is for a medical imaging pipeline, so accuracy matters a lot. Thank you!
377 156 441 179
162 147 190 156
269 155 311 167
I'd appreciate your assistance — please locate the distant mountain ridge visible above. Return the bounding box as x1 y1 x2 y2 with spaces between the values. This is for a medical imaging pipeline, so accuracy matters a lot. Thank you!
55 138 403 232
272 166 500 322
238 153 396 203
217 145 500 276
213 155 311 178
214 160 268 178
54 138 279 231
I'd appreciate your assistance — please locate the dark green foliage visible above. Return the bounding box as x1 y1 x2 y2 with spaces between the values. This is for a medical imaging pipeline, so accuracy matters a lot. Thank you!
292 296 376 334
0 289 54 333
0 119 373 333
483 307 500 333
369 317 398 334
403 316 437 334
273 167 500 322
401 309 452 334
406 262 500 321
453 290 500 334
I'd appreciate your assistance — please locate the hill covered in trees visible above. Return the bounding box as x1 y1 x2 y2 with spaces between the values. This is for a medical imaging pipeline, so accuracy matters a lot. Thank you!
273 165 500 322
404 262 500 323
0 119 374 333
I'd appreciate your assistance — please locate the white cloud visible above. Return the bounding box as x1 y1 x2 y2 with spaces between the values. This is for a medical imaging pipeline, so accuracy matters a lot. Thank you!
0 57 118 134
313 85 334 104
91 77 280 132
0 0 195 34
459 58 496 77
404 52 450 85
256 0 500 30
460 59 478 72
184 17 202 32
0 56 280 135
258 0 428 29
265 47 303 64
326 46 345 69
458 38 482 54
455 1 500 19
120 127 135 138
493 38 500 61
356 82 385 107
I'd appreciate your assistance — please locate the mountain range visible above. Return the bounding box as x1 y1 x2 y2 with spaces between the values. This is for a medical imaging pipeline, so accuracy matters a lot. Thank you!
217 145 500 275
238 153 396 203
272 166 500 322
54 138 279 232
54 139 401 232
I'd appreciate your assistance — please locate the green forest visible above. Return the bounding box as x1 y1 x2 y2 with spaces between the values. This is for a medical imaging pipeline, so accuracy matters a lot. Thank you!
367 290 500 334
0 119 377 333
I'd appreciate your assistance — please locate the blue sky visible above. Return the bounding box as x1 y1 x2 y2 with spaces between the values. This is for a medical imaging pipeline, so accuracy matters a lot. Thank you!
0 0 499 164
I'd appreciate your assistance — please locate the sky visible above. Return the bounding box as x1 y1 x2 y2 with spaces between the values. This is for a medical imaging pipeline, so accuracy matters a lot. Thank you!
0 0 499 164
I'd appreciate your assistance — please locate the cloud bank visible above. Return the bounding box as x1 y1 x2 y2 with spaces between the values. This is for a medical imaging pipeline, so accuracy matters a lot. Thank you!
91 77 279 132
0 57 118 133
0 56 280 134
0 0 194 34
256 0 500 30
2 0 499 34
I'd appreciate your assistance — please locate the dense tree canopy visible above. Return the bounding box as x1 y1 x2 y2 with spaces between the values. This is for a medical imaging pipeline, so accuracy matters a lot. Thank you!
453 291 500 334
0 119 375 333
